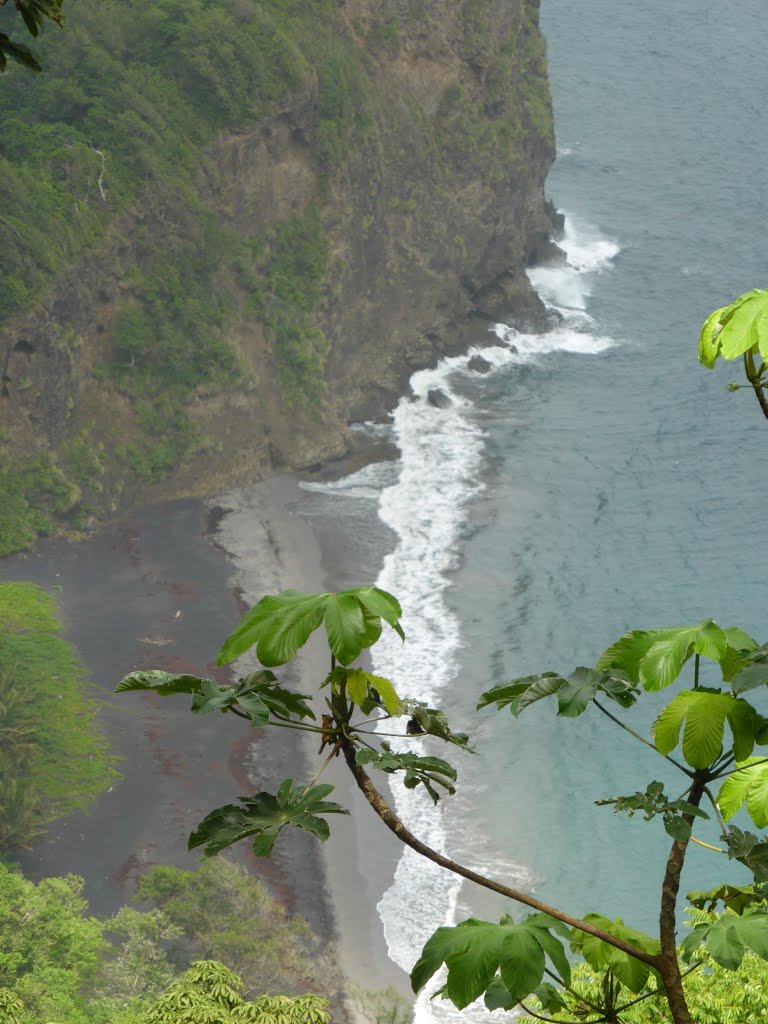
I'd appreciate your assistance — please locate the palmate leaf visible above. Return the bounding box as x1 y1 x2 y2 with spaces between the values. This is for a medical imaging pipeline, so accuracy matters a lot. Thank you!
116 669 313 727
411 914 570 1011
571 915 660 993
356 748 457 804
597 620 730 691
217 586 404 667
718 758 768 828
687 883 762 915
478 667 636 719
698 289 768 368
188 779 348 858
653 690 756 769
681 910 768 970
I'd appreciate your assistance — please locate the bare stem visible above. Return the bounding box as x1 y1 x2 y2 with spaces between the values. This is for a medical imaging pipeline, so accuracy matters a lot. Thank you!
657 771 708 1024
593 700 694 777
340 740 659 968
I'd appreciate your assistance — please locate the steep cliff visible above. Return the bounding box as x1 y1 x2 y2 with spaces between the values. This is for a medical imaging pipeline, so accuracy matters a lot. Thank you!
0 0 556 553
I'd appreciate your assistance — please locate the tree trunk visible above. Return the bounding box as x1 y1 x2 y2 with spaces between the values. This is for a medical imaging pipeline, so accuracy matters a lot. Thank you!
657 771 708 1024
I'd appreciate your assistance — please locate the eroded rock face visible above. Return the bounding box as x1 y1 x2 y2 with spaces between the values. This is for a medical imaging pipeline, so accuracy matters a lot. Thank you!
0 0 556 531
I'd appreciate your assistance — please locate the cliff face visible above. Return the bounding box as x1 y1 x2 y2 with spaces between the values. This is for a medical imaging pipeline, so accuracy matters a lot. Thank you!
0 0 555 550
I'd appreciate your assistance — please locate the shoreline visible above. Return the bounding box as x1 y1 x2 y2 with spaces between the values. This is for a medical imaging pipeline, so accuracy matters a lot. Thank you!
0 473 412 1011
210 474 412 1001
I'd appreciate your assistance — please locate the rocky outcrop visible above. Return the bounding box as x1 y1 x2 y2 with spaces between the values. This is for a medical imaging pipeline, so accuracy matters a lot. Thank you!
0 0 555 542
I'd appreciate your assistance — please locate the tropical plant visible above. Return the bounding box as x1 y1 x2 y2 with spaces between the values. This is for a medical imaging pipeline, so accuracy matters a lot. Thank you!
141 960 330 1024
528 911 768 1023
699 287 768 420
0 582 118 852
134 857 342 1000
118 584 768 1024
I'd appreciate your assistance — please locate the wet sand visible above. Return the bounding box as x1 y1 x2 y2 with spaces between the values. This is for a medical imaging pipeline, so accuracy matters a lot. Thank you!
1 477 410 999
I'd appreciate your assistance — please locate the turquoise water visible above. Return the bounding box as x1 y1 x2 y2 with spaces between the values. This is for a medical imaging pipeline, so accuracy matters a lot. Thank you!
299 1 768 1017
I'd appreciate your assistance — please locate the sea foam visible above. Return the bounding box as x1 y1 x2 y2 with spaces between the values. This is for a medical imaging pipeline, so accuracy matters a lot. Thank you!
303 215 619 1022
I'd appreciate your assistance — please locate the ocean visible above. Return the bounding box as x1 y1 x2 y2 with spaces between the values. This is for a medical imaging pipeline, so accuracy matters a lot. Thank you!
297 0 768 1019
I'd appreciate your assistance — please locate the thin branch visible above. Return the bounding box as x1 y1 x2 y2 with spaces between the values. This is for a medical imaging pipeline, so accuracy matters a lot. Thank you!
307 746 342 788
689 837 725 854
519 1001 606 1024
614 962 702 1015
693 653 700 689
543 968 604 1014
593 700 694 777
702 787 727 832
714 756 768 780
340 740 660 968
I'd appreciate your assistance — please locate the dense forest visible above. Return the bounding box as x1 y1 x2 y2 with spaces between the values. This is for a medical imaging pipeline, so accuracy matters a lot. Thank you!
0 0 554 555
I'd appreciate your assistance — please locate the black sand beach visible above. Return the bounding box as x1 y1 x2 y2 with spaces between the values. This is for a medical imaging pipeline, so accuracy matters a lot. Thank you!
1 474 410 1000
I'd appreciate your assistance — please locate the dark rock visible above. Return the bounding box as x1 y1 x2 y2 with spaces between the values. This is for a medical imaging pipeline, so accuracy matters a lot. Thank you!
427 389 451 409
467 354 492 374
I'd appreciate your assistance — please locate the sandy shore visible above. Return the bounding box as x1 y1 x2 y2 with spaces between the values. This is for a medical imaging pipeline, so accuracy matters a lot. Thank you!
211 475 412 999
1 475 411 1008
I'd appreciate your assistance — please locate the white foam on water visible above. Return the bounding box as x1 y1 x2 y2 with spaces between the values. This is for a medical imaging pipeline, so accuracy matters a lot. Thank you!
299 214 618 1022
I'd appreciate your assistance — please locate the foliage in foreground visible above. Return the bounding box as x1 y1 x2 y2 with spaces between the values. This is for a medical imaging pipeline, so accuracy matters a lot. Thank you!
0 856 340 1024
0 581 117 850
699 287 768 421
119 575 768 1024
529 913 768 1023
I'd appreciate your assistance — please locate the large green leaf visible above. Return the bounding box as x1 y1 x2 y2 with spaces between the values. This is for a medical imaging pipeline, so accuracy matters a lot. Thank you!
217 587 405 667
479 668 635 719
411 915 567 1011
699 289 768 367
599 620 728 691
218 591 327 666
556 667 599 718
499 927 545 1005
718 758 768 827
188 780 348 857
354 586 405 641
692 911 768 970
573 915 660 994
478 673 567 716
719 289 768 362
116 670 211 696
324 592 365 665
653 690 755 769
698 305 728 368
596 629 679 682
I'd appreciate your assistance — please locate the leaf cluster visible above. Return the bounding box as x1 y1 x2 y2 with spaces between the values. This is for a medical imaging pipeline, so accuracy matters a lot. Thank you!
188 780 348 858
217 587 403 668
596 780 709 842
115 669 314 728
699 289 768 368
356 748 457 804
411 913 571 1011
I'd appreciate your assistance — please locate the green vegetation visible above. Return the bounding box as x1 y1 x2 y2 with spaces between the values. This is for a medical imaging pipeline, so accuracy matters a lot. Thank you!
0 0 63 73
143 961 330 1024
135 858 342 999
0 454 79 556
0 582 117 850
529 913 768 1022
0 860 336 1023
120 561 768 1024
698 287 768 421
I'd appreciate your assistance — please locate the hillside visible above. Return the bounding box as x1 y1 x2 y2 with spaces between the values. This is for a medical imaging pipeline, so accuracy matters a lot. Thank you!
0 0 556 553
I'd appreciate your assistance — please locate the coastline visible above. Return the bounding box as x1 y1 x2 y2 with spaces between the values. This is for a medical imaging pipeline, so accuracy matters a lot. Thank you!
211 474 412 1000
1 474 411 1009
